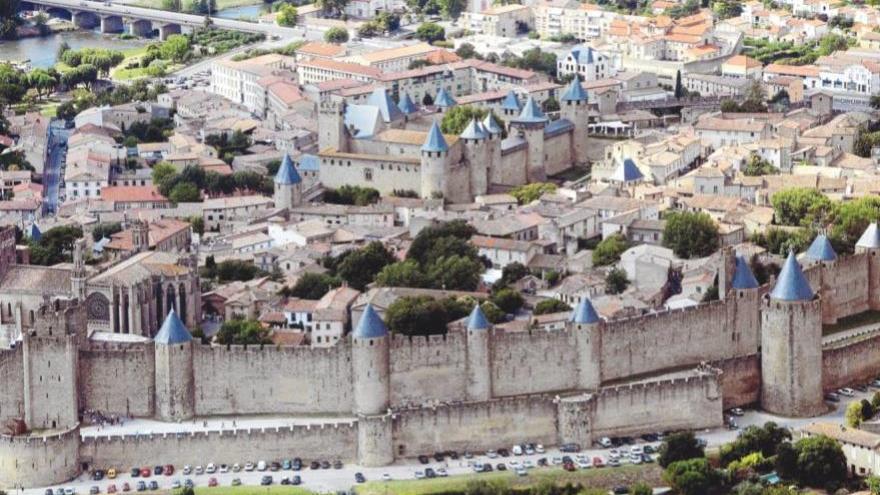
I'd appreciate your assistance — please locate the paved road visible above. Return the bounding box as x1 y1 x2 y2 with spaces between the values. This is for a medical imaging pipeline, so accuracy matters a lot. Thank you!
43 120 68 215
19 387 869 495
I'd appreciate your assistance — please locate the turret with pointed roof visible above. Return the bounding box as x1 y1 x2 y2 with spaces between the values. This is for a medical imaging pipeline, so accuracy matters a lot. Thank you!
465 304 492 400
352 303 391 418
561 77 588 103
569 298 600 324
434 88 456 109
154 309 195 421
511 96 547 126
274 153 303 210
420 121 448 199
421 121 449 154
761 250 824 416
397 92 418 115
804 234 837 262
568 298 602 390
482 113 503 135
855 222 880 311
460 118 488 141
731 256 759 290
501 90 521 116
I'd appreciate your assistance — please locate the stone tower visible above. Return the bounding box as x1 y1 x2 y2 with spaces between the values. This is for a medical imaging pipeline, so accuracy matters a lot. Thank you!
318 97 347 152
397 93 418 120
131 219 149 253
465 304 492 401
761 251 824 417
154 309 195 421
509 96 548 182
352 304 393 466
420 121 448 200
461 118 490 198
273 153 303 210
803 233 839 324
500 90 521 119
434 88 456 115
569 298 602 390
730 254 762 354
71 238 87 301
856 223 880 310
559 77 590 165
483 113 508 185
22 301 82 430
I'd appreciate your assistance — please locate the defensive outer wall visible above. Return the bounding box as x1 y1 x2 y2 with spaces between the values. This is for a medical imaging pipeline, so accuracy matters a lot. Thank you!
5 243 880 486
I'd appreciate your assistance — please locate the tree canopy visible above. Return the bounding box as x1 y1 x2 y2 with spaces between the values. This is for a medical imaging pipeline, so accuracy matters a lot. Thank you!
29 225 83 266
770 188 833 227
415 22 445 43
283 272 341 300
592 234 628 266
662 458 720 495
509 183 557 204
384 295 472 335
440 105 490 134
662 211 719 259
324 27 349 43
276 4 298 26
534 299 571 315
742 155 777 176
335 241 396 291
658 431 705 467
215 318 272 345
604 267 630 295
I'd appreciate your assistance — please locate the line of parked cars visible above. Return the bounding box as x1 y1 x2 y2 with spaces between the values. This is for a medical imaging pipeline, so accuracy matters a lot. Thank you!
826 379 880 403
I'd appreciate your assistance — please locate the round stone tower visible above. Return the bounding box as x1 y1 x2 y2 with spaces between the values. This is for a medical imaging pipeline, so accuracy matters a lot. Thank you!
461 118 490 199
273 153 303 210
352 303 390 415
569 298 602 390
465 304 492 401
509 96 548 182
154 309 195 421
559 77 590 163
482 113 506 184
760 251 824 417
420 121 448 199
352 304 393 466
855 222 880 310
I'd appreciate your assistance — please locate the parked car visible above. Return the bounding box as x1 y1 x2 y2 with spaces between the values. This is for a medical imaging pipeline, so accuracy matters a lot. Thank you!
107 469 117 479
153 466 163 476
170 481 181 489
291 475 302 485
205 463 216 474
130 468 140 478
838 387 856 397
231 478 241 486
260 475 273 486
164 465 174 476
593 456 605 467
497 463 507 471
417 455 430 464
355 473 366 484
382 473 392 481
139 468 150 478
425 468 436 478
256 460 267 471
826 393 841 402
208 478 218 487
106 486 116 494
560 443 581 453
135 482 146 493
512 445 523 456
148 481 157 491
89 487 99 495
598 437 612 448
121 483 130 492
333 460 343 469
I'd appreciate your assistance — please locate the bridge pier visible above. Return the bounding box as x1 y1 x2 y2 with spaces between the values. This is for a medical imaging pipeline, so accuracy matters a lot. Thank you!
158 23 181 40
73 11 99 28
100 15 124 33
126 18 152 37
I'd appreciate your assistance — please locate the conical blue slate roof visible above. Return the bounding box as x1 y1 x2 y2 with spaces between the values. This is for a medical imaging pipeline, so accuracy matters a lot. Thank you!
482 113 503 134
501 91 521 111
611 158 644 182
731 256 759 290
569 298 600 324
421 121 449 153
770 251 814 301
353 303 388 339
28 223 41 242
155 309 193 345
561 77 588 102
460 118 488 140
805 234 837 262
467 304 490 330
513 96 547 123
434 88 456 108
857 222 880 249
366 87 405 122
275 153 302 185
398 92 418 114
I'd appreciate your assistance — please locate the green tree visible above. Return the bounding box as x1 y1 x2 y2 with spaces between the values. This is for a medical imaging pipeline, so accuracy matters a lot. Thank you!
276 4 298 26
28 69 56 100
336 241 396 291
385 295 451 335
202 259 266 283
152 162 178 188
91 222 123 242
592 234 628 266
663 211 719 259
872 391 880 410
604 267 630 295
790 435 847 487
509 182 557 204
324 185 379 205
428 255 483 291
375 260 429 288
534 298 571 315
847 400 866 427
456 42 477 59
440 105 489 134
169 182 201 203
285 272 341 299
29 225 84 266
490 287 524 314
415 22 445 43
215 318 272 345
498 262 529 287
630 482 652 495
817 33 848 56
160 34 190 62
187 216 204 235
662 458 719 495
674 69 684 99
771 187 833 227
720 422 791 467
742 154 778 176
827 195 880 252
407 220 476 265
659 431 705 467
481 301 505 323
324 27 349 43
868 475 880 495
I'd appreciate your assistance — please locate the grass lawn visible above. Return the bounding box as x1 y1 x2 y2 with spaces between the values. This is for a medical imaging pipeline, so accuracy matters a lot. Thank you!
355 465 663 495
40 101 60 117
823 310 880 336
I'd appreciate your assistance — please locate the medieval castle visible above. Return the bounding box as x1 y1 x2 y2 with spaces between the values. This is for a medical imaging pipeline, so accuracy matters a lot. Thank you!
4 223 880 487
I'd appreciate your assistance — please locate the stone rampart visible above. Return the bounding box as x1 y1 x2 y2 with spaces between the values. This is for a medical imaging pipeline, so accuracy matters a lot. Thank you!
0 424 81 488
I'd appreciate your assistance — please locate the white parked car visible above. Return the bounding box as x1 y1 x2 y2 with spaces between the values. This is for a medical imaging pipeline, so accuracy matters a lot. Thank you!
244 462 255 472
838 388 856 397
437 468 448 477
382 473 392 481
486 450 498 458
576 459 591 469
599 437 612 448
257 461 267 471
415 470 425 479
535 444 545 454
182 466 192 475
205 464 216 474
631 446 643 455
512 445 523 456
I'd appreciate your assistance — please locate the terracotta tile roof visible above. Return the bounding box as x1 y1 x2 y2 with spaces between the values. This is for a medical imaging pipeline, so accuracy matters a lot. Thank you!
100 186 168 203
298 42 346 58
765 63 821 77
724 54 762 69
299 58 383 78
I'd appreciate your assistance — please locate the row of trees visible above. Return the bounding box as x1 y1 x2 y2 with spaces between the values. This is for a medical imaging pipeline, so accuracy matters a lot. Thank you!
59 47 125 78
152 163 274 203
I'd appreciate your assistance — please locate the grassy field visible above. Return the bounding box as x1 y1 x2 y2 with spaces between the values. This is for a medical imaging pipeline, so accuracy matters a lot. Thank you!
355 465 663 495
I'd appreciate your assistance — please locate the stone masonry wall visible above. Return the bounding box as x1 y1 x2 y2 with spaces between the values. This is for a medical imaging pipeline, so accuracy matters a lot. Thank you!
714 355 761 409
491 329 579 396
79 341 155 418
0 425 81 488
0 346 23 423
79 422 358 468
391 397 558 458
192 344 354 415
822 329 880 392
389 333 468 406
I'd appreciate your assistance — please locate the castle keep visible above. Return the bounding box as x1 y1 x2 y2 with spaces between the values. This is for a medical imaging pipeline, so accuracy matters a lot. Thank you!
5 225 880 487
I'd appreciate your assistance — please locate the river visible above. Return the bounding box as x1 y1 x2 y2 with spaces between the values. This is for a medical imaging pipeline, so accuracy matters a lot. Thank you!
213 3 266 20
0 30 149 69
